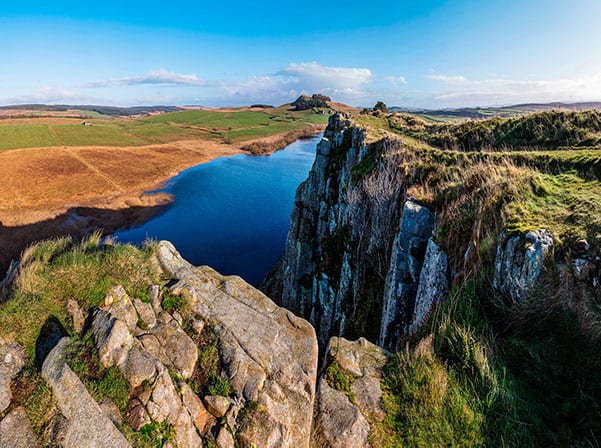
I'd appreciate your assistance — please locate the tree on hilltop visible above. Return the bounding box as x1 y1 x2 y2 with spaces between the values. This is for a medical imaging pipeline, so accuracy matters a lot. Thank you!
374 101 388 113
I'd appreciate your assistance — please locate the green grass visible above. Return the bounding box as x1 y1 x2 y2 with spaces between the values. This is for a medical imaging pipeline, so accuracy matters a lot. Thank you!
124 422 175 448
66 333 130 412
183 319 232 396
377 349 486 447
8 366 57 442
147 110 273 127
376 270 601 446
161 288 185 313
0 107 328 150
52 123 147 146
323 361 357 402
0 233 162 358
0 124 58 150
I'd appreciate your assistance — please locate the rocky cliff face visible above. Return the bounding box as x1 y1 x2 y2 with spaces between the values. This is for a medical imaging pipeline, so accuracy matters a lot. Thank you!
263 114 450 350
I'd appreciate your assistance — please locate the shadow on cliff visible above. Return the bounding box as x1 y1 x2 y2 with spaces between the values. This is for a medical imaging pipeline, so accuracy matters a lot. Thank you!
0 202 170 277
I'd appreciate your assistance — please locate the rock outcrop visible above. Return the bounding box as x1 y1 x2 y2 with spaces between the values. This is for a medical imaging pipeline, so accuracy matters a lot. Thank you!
0 240 323 448
493 229 554 302
156 240 319 448
409 238 449 336
0 407 40 448
41 337 131 448
0 339 27 413
314 336 388 447
264 113 449 350
379 200 435 350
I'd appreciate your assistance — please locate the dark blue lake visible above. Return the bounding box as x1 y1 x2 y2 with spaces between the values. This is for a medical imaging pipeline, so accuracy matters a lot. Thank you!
115 134 320 285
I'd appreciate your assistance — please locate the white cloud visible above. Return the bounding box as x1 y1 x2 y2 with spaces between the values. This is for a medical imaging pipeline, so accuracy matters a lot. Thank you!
386 75 407 85
424 73 601 107
7 86 91 104
426 73 467 83
86 68 208 87
277 62 372 94
208 62 373 104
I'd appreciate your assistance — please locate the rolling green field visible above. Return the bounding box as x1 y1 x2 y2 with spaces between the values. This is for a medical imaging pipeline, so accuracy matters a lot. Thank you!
0 106 330 150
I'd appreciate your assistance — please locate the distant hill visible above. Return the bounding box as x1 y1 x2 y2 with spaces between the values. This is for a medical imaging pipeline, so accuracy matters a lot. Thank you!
0 104 182 118
390 102 601 121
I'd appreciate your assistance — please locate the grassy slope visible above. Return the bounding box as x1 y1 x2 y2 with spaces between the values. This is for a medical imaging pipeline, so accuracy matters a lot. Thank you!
3 110 601 446
0 233 166 445
352 111 601 446
0 106 329 151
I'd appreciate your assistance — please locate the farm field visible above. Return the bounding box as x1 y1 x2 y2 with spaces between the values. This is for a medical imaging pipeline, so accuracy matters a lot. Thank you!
0 104 331 272
0 106 330 150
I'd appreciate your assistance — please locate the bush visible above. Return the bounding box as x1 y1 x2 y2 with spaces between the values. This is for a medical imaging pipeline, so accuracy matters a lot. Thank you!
373 101 388 113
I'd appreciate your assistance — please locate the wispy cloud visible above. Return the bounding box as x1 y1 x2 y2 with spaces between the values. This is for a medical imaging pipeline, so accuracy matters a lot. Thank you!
7 86 92 104
79 62 373 104
426 73 467 83
386 75 407 85
86 68 208 87
424 72 601 106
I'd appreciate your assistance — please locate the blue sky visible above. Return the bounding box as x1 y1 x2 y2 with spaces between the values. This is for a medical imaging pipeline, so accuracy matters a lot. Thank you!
2 0 601 108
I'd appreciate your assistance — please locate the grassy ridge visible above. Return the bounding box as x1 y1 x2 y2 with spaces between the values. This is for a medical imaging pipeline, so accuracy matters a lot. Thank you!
391 109 601 151
0 106 329 151
350 109 601 446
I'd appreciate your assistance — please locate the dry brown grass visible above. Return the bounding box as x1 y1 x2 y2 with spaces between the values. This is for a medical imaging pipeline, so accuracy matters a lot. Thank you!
241 125 325 154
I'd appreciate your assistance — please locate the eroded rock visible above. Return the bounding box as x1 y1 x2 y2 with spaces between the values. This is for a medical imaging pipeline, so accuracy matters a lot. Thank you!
156 240 319 448
0 407 40 448
379 200 435 351
0 339 27 413
327 337 388 422
493 230 554 302
314 378 370 448
409 238 449 335
204 395 230 418
41 337 130 448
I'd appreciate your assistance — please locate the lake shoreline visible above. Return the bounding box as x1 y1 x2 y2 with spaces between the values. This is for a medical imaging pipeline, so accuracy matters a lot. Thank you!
114 132 323 284
0 126 324 275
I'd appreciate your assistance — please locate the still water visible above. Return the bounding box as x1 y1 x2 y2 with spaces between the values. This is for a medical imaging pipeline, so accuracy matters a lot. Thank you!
115 134 320 285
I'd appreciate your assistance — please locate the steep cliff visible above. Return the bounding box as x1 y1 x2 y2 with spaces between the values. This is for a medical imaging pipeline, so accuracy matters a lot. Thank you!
264 113 449 349
264 110 601 446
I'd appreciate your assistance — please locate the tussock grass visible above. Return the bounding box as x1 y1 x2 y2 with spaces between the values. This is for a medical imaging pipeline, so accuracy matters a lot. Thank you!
392 109 601 151
352 110 601 446
0 233 162 358
376 338 486 447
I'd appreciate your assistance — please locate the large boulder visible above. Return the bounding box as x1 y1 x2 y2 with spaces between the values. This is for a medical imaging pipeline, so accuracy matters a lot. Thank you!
0 407 40 448
156 240 319 448
0 339 27 413
41 337 131 448
493 230 554 302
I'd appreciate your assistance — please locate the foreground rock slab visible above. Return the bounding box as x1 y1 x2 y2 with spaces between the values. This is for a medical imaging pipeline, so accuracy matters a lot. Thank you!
41 337 131 448
156 240 319 448
0 407 40 448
